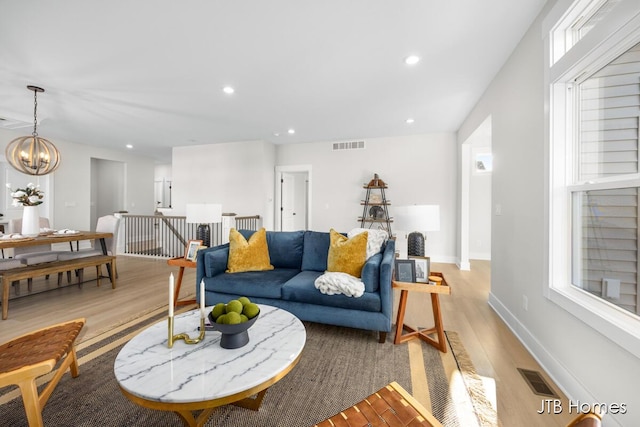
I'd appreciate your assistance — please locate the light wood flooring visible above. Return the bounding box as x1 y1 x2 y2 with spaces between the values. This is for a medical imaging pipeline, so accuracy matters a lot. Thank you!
0 257 573 426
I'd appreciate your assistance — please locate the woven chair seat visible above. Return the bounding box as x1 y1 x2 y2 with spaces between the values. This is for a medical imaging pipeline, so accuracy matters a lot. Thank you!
0 318 85 427
313 381 443 427
0 320 84 374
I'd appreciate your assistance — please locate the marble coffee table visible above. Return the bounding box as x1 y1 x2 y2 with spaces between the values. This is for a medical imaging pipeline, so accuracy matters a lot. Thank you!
114 304 306 427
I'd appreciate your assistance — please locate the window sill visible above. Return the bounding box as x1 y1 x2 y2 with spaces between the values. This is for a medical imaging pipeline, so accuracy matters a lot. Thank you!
549 286 640 359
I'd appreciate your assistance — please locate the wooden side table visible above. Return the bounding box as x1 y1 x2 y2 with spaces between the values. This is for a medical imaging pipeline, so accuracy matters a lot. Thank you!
167 257 197 307
393 272 451 352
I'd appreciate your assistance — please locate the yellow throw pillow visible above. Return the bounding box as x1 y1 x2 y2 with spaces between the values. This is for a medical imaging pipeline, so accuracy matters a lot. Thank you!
327 228 368 278
226 228 274 273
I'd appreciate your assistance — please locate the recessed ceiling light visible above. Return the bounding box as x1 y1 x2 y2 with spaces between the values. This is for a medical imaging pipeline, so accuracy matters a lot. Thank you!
273 132 280 137
126 144 133 149
404 55 420 65
288 129 295 135
406 118 415 124
223 86 235 94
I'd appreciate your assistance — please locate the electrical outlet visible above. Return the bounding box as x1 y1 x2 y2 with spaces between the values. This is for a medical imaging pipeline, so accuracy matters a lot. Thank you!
523 295 528 311
495 204 502 215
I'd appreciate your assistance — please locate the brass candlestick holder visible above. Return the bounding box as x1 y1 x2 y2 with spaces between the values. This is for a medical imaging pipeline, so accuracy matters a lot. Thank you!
168 315 206 348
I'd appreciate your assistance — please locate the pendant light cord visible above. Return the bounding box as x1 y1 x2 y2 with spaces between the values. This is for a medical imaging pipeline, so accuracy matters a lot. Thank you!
32 88 39 137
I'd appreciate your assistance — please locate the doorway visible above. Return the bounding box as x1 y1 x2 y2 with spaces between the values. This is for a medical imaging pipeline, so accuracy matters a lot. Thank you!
274 165 312 231
91 158 125 230
460 116 492 270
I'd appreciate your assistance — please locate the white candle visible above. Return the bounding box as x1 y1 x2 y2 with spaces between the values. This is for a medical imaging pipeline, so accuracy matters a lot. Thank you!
169 273 174 317
200 279 206 318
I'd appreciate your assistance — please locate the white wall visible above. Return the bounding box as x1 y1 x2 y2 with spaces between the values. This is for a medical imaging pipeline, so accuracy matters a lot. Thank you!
171 140 275 224
154 164 172 181
0 161 53 226
169 134 458 262
469 171 491 260
457 1 639 425
0 128 156 231
276 134 458 263
467 121 492 261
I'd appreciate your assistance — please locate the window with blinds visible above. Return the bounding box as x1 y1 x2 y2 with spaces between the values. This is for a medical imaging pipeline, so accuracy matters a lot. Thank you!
572 41 640 315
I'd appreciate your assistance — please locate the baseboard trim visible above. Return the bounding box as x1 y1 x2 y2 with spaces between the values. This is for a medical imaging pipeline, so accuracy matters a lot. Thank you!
469 252 491 261
430 255 458 265
486 293 627 425
457 259 471 271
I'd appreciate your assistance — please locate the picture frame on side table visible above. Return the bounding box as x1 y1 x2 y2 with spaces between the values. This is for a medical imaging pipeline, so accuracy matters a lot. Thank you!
394 259 416 283
409 256 430 283
185 239 203 261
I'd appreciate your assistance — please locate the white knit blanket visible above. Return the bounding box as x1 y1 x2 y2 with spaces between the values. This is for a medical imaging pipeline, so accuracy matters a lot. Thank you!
314 272 364 298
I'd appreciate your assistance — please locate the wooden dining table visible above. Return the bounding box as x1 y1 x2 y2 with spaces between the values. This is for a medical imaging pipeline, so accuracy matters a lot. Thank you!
0 231 114 277
0 231 115 320
0 231 112 252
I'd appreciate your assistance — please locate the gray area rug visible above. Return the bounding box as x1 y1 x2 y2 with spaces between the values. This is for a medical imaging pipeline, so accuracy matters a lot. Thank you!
0 315 494 426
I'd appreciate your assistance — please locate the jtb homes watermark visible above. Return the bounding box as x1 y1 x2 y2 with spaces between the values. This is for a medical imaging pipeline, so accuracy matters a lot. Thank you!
538 399 627 415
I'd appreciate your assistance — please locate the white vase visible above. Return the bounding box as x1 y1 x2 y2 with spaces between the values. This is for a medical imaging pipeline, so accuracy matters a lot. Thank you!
22 205 40 237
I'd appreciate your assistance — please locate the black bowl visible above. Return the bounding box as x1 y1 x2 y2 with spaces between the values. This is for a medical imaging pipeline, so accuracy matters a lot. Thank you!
207 310 260 349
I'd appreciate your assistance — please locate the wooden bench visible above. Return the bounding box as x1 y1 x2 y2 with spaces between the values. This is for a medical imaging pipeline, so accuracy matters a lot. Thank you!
1 255 116 320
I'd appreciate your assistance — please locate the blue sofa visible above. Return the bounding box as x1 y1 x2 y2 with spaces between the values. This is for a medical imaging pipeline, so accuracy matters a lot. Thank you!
195 229 396 342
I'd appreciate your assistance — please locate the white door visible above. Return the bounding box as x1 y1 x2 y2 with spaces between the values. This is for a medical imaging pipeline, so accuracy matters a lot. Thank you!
275 165 312 231
281 173 296 231
280 172 308 231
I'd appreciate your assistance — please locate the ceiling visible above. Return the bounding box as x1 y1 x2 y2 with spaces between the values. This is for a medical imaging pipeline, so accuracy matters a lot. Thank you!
0 0 547 163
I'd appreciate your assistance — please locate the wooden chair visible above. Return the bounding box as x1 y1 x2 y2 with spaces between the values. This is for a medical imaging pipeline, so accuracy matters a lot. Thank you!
0 318 85 427
57 214 120 284
9 218 63 292
313 381 443 427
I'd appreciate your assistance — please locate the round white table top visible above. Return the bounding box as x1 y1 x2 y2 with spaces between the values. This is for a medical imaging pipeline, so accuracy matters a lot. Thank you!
114 304 306 404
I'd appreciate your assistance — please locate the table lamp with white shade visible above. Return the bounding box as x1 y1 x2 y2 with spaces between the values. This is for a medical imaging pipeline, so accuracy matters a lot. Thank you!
394 205 440 256
186 203 222 248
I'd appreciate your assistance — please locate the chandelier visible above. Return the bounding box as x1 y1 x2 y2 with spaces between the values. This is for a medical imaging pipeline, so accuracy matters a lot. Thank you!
5 85 61 175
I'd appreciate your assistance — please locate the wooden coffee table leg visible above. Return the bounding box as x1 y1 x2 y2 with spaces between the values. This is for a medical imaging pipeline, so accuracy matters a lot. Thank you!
175 410 198 427
171 387 267 427
233 388 268 410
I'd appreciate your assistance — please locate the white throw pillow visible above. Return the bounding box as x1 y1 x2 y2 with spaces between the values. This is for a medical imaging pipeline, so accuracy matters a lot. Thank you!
348 228 388 259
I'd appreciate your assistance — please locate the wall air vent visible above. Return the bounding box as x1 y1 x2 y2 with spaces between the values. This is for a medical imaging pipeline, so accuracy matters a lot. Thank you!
0 116 32 130
333 141 365 151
